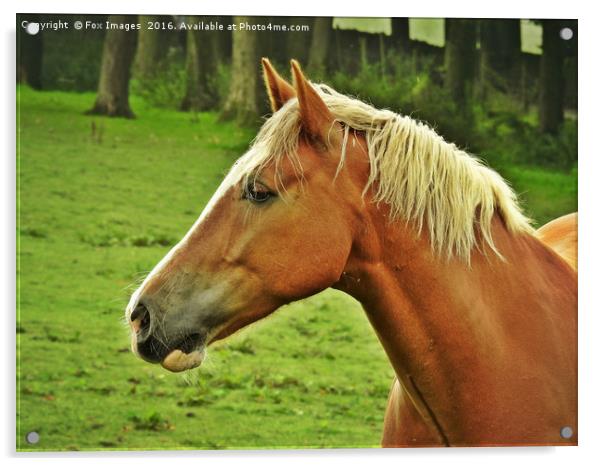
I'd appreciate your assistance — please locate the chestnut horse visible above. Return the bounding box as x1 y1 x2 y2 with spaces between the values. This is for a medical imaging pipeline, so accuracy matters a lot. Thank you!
126 59 577 447
535 213 577 270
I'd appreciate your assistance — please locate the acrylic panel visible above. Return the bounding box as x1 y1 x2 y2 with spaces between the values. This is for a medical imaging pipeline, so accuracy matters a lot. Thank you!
16 14 578 451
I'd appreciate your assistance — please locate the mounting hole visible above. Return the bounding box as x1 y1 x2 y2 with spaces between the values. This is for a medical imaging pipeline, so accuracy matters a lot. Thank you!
560 426 573 439
25 22 40 35
25 431 40 444
560 28 573 41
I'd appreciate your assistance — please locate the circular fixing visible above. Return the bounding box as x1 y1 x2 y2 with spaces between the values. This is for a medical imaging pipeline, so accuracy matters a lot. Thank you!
560 426 573 439
25 431 40 444
560 28 573 40
25 22 40 35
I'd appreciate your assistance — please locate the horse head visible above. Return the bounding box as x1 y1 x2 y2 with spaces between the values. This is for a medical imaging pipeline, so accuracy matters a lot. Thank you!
125 59 370 371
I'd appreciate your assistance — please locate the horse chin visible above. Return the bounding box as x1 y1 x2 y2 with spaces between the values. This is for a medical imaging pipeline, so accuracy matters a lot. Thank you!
160 348 205 373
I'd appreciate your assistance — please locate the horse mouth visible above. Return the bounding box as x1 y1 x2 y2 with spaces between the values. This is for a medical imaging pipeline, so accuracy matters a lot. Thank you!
160 333 206 373
161 347 205 372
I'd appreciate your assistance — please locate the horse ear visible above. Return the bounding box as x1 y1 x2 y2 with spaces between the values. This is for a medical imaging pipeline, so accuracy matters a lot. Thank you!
261 58 295 112
290 59 336 150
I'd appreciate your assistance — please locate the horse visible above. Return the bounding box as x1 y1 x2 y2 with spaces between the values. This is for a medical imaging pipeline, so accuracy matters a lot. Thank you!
535 213 577 270
125 58 577 447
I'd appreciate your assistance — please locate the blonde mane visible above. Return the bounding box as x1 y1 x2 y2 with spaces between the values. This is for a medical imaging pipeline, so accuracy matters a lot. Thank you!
229 83 534 262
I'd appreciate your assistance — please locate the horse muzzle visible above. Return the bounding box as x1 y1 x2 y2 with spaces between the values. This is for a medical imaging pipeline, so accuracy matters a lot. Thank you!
129 300 207 372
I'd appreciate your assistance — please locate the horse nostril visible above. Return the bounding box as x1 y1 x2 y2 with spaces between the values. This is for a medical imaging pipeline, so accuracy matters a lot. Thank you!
129 300 171 363
131 302 151 336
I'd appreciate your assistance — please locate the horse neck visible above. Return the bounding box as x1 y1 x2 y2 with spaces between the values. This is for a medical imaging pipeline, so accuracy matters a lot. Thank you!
338 207 512 364
334 205 574 432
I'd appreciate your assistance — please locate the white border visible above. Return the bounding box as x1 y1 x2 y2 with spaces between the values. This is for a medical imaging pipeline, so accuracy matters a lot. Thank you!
3 1 601 466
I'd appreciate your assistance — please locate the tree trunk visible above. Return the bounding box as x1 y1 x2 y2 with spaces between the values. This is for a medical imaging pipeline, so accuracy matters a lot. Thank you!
335 28 361 75
87 15 137 118
181 23 219 111
212 16 232 66
17 14 43 89
363 32 382 65
220 16 260 125
479 19 521 96
390 17 410 52
133 15 169 81
539 20 564 135
444 19 477 110
254 17 279 68
256 17 284 65
307 17 332 74
286 17 312 66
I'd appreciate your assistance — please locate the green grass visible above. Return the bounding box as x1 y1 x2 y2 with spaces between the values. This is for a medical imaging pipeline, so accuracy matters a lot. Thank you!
499 165 577 226
16 87 576 451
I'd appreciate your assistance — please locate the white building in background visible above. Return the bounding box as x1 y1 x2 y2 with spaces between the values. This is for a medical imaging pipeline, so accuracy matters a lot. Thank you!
333 18 542 54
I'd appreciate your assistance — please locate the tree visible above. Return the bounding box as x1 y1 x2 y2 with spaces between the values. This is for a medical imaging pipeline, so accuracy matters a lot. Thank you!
254 17 283 64
212 16 232 67
17 14 43 89
539 20 565 134
286 17 313 65
132 15 170 81
220 17 260 125
87 15 137 118
479 19 521 95
334 28 361 75
307 17 332 74
360 32 383 67
444 19 477 110
390 17 410 52
181 24 219 111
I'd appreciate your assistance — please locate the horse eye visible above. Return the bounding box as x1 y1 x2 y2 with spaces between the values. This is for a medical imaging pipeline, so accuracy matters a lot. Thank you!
244 182 274 204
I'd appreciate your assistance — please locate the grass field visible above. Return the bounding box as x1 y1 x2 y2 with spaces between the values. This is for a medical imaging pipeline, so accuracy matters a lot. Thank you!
16 86 577 451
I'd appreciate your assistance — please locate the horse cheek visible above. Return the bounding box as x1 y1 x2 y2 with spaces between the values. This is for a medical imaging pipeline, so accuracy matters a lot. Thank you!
273 232 351 301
